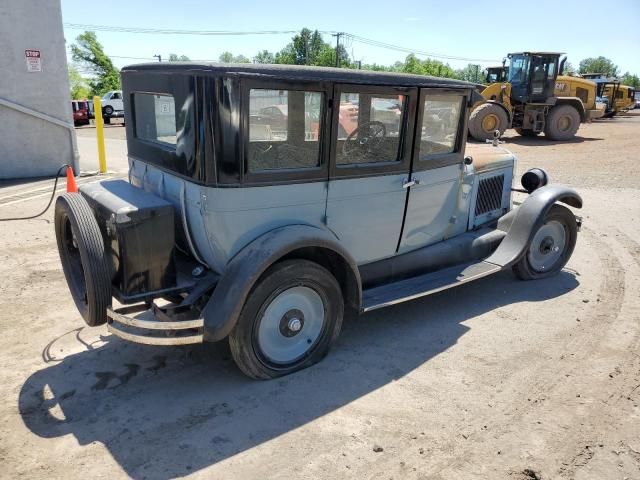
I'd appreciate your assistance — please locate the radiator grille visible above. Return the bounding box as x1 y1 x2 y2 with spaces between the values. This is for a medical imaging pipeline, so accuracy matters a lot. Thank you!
475 174 505 216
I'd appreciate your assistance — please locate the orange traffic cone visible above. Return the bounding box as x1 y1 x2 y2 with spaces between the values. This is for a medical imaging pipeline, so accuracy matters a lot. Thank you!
66 166 78 193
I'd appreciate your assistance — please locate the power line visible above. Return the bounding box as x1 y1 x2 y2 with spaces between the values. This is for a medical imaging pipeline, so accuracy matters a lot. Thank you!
63 22 499 64
64 23 331 36
346 34 499 63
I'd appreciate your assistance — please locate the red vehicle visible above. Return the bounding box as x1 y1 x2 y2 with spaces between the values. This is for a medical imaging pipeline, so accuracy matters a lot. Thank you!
71 100 92 126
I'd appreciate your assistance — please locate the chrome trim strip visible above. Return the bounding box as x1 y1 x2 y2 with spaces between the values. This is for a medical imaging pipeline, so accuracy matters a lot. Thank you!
107 323 203 345
107 308 203 330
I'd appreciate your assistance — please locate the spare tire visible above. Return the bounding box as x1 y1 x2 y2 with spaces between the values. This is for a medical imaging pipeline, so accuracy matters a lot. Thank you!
54 193 111 326
468 103 509 141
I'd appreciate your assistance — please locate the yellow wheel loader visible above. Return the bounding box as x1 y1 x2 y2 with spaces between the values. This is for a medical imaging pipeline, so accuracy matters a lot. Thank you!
469 52 603 141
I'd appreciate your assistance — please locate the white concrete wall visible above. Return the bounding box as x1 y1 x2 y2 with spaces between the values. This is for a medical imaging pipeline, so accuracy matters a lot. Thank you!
0 0 78 180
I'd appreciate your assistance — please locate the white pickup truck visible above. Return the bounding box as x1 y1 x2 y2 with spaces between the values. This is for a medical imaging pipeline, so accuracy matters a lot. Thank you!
101 90 124 116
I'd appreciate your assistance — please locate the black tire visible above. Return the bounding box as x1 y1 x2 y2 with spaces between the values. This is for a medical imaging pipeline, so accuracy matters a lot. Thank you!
515 128 541 137
103 105 114 116
512 204 578 280
544 105 580 141
54 193 111 326
229 259 344 380
468 103 508 141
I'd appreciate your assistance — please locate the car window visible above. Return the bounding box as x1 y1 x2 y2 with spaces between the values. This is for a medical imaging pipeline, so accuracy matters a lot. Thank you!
336 92 406 165
248 89 323 171
418 94 463 158
133 93 177 146
112 92 122 100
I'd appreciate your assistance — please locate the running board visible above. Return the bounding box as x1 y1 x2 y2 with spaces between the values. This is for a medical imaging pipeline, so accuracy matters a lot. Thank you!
362 261 501 312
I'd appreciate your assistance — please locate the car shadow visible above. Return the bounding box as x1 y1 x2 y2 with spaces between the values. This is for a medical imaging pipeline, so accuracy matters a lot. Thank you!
19 270 579 479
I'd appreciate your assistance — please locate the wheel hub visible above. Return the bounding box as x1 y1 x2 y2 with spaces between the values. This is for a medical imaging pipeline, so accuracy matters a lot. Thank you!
482 113 498 132
258 286 325 364
558 115 572 131
528 220 566 272
279 309 305 337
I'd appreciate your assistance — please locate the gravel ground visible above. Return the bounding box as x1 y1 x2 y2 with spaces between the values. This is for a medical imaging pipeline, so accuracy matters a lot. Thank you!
1 112 639 480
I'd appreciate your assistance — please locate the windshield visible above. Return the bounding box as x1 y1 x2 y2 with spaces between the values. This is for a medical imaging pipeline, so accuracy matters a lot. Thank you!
508 55 529 85
102 92 113 100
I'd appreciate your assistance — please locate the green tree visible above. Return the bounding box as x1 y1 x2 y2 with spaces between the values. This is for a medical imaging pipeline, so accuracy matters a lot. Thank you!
275 28 350 67
70 31 120 96
398 54 456 78
578 56 619 77
456 64 483 82
621 72 640 88
68 65 91 99
253 50 275 64
168 53 190 61
219 52 250 63
562 61 576 75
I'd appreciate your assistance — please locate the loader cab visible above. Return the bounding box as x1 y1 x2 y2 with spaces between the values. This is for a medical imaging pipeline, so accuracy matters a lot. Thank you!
508 52 561 103
485 66 508 85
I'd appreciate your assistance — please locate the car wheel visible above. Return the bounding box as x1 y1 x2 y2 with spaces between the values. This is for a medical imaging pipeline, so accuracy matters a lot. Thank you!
544 105 580 140
229 259 344 379
103 105 114 116
54 193 112 326
468 103 508 141
515 128 541 137
512 204 577 280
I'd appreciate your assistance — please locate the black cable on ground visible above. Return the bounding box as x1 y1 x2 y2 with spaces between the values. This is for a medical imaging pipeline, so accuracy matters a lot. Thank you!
0 164 70 222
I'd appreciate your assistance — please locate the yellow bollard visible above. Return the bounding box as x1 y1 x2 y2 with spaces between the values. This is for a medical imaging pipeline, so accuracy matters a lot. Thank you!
93 96 107 174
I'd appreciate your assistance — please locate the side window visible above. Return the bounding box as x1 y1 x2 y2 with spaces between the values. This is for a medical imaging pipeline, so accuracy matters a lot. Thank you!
418 94 463 158
248 89 323 171
336 92 406 165
112 92 122 100
133 93 177 146
546 59 556 80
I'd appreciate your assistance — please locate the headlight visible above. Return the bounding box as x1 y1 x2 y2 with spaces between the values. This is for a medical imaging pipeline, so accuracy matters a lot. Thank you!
521 168 549 193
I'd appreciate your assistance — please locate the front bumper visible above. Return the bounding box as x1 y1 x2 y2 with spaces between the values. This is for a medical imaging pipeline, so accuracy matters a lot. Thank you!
107 304 204 346
587 108 605 121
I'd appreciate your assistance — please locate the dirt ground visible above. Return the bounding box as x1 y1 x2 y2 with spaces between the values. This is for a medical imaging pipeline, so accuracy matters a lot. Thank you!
1 113 639 480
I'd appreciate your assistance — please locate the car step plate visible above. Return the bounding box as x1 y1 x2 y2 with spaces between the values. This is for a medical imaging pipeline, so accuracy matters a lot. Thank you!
362 261 501 312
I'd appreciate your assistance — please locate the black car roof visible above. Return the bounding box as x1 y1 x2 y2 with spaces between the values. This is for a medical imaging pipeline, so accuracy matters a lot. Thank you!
121 62 474 89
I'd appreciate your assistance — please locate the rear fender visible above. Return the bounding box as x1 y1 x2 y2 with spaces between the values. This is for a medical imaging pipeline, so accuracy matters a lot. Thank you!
487 185 582 268
201 224 362 342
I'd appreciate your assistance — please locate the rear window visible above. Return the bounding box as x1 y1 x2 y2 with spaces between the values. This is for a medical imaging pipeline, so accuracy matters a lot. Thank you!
133 93 177 146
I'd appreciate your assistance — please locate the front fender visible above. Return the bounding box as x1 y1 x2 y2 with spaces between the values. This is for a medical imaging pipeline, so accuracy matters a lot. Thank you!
487 184 582 268
201 224 362 342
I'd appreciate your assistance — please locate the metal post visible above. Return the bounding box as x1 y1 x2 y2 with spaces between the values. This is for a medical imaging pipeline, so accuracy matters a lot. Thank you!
93 96 107 174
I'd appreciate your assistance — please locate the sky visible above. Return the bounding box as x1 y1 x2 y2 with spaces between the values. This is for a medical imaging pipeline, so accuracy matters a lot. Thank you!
61 0 640 74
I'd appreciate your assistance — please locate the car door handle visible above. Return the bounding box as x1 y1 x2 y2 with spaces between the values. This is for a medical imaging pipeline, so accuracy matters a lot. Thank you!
403 178 421 189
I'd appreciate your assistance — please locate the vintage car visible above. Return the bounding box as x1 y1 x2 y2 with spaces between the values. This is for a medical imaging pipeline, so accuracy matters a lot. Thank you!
54 64 582 379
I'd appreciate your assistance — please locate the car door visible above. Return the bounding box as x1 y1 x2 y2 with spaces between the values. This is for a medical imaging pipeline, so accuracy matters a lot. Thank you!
325 84 416 264
111 92 124 111
398 89 468 253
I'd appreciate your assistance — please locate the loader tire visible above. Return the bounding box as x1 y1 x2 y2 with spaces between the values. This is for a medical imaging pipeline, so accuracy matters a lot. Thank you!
468 103 508 141
544 105 580 141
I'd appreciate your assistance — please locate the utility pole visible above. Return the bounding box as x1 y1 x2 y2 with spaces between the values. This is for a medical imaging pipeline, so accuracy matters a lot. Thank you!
474 64 479 83
153 54 162 62
333 32 343 68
